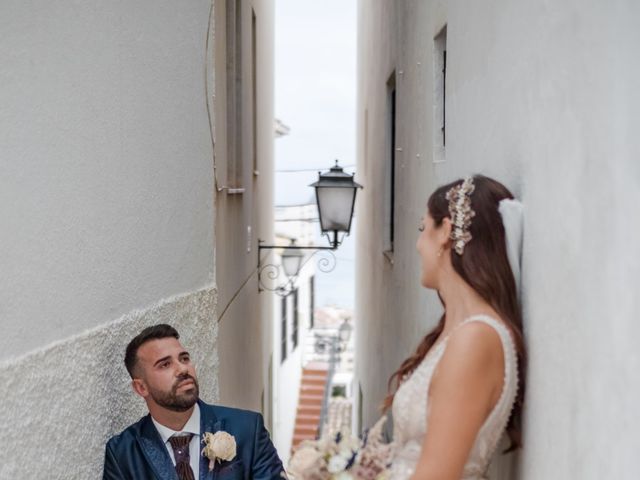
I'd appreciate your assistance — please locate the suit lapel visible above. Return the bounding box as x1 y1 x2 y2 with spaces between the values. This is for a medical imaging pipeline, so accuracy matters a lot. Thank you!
137 415 178 480
199 401 223 480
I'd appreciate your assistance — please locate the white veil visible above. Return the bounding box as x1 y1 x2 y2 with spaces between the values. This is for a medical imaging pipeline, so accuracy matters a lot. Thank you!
498 199 524 297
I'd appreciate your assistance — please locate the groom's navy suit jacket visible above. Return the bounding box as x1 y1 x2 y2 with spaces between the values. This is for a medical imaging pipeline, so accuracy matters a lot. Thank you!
103 400 284 480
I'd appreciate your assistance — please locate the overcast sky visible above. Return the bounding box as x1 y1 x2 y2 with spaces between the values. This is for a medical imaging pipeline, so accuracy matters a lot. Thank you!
274 0 357 308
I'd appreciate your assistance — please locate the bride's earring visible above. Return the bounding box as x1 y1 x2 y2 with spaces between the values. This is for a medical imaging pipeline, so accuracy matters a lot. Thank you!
437 247 443 258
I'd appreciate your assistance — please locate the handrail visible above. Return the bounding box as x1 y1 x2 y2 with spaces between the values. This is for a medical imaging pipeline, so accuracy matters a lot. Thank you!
316 335 339 438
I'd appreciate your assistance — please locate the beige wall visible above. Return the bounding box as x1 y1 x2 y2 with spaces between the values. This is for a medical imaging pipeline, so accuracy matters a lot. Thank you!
356 1 640 479
213 0 276 425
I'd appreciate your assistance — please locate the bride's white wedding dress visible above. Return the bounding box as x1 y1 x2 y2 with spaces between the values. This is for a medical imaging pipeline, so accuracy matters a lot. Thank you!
389 315 519 480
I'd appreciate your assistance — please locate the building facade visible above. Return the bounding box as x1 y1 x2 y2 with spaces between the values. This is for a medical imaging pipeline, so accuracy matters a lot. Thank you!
0 0 275 477
270 203 317 465
212 0 276 423
355 1 640 479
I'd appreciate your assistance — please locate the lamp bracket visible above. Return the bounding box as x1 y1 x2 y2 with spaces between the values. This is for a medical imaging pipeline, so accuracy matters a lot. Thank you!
257 241 337 297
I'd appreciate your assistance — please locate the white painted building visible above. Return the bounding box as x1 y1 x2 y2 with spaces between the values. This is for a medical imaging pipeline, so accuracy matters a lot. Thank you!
0 0 275 477
356 1 640 479
311 306 356 436
270 203 317 465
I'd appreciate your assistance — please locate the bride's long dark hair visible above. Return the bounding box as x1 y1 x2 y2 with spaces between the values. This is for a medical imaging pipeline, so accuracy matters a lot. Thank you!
382 175 527 452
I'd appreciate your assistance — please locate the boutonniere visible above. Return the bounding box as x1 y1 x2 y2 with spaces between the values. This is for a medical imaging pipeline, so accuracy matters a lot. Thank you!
201 431 237 471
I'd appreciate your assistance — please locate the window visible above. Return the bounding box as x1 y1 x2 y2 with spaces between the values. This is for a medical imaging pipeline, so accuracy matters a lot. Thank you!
281 296 287 362
309 276 315 329
332 385 346 397
433 26 447 163
385 72 397 253
226 0 243 187
292 289 299 349
251 9 258 176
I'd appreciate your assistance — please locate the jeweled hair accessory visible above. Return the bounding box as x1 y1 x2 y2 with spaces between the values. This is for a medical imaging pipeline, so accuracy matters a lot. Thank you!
445 176 476 255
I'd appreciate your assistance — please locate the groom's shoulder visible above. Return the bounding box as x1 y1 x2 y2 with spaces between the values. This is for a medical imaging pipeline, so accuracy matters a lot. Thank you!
201 401 263 425
105 414 149 450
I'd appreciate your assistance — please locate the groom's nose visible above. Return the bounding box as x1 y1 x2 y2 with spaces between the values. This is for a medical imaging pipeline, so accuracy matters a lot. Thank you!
176 362 189 375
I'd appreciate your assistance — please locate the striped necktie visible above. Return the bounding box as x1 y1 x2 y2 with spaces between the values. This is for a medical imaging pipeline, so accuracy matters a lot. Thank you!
168 434 195 480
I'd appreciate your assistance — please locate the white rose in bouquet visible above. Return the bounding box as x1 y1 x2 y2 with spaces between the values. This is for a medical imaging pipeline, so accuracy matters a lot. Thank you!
288 445 324 478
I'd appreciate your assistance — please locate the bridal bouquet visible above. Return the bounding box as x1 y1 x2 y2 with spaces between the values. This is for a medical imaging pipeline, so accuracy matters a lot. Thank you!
287 416 394 480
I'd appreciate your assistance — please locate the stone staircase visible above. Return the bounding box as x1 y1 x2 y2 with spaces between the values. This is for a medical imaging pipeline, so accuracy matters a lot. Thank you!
291 363 328 451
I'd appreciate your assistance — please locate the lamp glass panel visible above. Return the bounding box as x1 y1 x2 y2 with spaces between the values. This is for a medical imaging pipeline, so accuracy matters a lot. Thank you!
282 253 303 278
317 187 355 232
339 321 352 342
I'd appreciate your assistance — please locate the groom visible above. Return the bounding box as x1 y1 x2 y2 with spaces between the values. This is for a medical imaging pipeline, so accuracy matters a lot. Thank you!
103 324 285 479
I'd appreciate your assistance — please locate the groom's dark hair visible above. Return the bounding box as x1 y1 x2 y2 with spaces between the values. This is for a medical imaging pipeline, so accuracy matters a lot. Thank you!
124 324 180 378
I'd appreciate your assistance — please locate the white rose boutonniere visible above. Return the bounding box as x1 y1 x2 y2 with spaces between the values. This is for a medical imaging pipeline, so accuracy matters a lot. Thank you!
201 431 237 471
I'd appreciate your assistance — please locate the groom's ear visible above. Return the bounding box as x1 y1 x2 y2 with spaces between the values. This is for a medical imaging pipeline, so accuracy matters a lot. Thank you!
131 378 149 398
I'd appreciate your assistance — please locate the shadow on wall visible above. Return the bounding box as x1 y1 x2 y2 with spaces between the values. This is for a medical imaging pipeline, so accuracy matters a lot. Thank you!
0 287 218 478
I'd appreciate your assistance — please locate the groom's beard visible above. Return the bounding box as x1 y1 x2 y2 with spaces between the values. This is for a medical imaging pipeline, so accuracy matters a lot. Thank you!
149 374 200 412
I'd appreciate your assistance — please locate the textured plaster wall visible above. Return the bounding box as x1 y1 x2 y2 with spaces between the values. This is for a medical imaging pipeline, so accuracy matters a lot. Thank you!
0 287 218 479
357 0 640 478
0 0 214 359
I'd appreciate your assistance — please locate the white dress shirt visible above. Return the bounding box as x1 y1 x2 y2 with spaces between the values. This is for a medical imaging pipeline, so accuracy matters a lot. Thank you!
152 403 201 478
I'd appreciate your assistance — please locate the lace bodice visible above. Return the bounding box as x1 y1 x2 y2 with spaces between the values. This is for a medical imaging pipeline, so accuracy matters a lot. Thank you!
390 315 519 480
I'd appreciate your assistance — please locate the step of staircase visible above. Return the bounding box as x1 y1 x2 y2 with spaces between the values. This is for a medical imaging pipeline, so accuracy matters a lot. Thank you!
296 404 322 416
299 384 325 396
292 434 313 448
291 364 329 453
295 413 321 425
301 374 327 386
293 425 318 440
298 393 324 406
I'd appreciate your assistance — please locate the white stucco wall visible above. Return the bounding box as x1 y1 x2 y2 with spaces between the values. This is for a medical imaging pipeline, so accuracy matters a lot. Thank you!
272 205 316 465
0 1 219 477
357 1 640 478
273 308 303 466
0 0 215 359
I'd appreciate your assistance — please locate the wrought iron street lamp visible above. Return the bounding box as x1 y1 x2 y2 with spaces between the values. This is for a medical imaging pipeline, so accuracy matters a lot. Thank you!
338 317 353 347
310 160 363 248
258 160 363 296
280 240 305 278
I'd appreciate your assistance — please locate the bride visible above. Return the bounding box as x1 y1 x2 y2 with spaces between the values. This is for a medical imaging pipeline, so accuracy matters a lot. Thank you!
384 175 527 480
